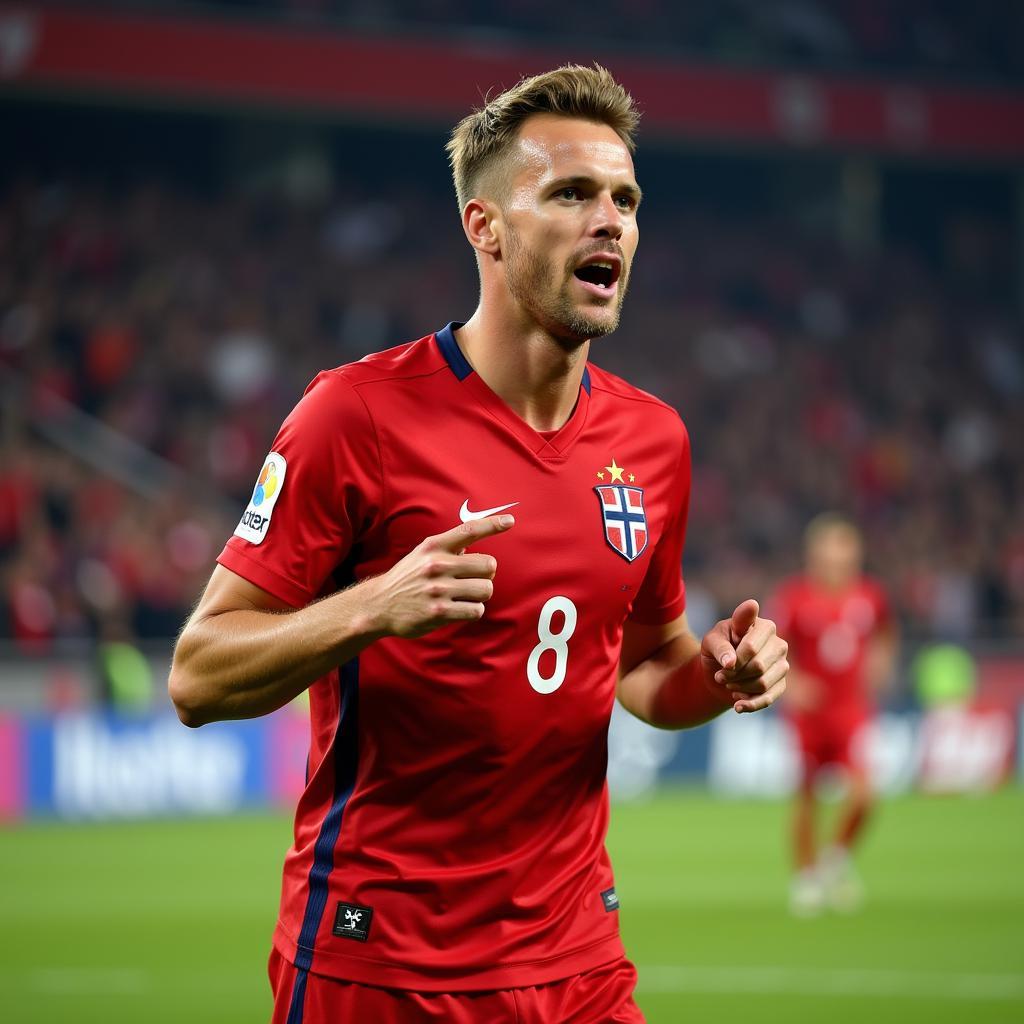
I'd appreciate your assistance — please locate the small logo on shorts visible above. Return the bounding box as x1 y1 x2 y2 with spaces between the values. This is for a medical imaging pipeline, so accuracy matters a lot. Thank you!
333 902 373 942
601 887 620 912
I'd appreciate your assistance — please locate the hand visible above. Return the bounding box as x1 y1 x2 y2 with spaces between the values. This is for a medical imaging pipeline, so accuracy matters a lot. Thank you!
700 599 788 714
364 515 514 639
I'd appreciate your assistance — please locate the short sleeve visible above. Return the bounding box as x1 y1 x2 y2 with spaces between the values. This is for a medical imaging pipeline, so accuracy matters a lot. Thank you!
628 419 690 626
217 371 382 608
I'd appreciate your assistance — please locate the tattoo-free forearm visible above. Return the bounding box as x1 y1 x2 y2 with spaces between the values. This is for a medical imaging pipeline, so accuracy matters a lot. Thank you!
618 632 733 729
169 581 385 727
169 515 512 727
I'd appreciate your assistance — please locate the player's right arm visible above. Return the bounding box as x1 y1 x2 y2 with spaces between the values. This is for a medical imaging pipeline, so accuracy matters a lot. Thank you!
168 515 513 727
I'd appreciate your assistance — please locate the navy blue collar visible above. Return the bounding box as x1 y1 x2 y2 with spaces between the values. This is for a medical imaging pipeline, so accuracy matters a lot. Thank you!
435 322 473 381
434 322 591 394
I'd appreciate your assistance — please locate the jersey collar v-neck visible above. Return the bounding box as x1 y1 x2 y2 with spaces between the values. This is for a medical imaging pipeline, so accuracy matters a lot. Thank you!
434 322 592 460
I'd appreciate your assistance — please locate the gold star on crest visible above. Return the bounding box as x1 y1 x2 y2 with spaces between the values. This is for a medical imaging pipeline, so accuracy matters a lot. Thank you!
596 470 606 480
604 458 625 483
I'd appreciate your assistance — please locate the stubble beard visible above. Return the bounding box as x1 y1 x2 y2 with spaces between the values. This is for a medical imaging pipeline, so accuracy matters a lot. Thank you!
504 226 629 347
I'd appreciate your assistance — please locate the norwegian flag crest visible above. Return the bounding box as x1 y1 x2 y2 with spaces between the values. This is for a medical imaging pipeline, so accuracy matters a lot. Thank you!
595 485 648 562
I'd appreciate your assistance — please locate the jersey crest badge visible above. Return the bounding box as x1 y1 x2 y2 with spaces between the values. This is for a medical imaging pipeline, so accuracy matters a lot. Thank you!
595 485 648 562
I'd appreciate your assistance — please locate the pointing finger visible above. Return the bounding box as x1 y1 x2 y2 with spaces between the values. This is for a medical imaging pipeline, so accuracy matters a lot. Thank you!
430 515 515 554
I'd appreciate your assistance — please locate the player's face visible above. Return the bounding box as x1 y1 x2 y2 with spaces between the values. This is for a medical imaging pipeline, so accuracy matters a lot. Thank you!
807 526 863 588
498 114 640 345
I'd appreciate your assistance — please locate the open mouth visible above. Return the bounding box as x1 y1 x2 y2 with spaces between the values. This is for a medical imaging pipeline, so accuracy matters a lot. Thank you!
573 257 622 296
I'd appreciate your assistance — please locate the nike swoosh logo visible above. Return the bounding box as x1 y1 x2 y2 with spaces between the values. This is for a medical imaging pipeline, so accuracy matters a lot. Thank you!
459 499 519 523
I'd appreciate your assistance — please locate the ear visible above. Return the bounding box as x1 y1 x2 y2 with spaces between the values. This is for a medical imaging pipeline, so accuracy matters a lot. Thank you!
462 198 502 257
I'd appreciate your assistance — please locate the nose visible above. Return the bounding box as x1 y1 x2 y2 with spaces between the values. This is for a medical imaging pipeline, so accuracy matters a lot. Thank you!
589 192 624 241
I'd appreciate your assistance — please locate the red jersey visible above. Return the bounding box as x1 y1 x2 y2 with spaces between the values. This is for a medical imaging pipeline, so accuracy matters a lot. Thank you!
217 324 690 992
772 574 891 723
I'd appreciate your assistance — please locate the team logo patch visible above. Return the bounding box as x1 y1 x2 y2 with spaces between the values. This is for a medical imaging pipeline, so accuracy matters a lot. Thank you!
595 485 648 562
233 451 287 545
333 901 373 942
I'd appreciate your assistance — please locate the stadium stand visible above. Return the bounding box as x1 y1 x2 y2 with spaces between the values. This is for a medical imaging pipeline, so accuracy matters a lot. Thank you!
1 140 1020 652
78 0 1024 84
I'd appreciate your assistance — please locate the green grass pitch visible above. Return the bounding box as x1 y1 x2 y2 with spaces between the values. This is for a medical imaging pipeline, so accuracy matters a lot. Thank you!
1 787 1022 1023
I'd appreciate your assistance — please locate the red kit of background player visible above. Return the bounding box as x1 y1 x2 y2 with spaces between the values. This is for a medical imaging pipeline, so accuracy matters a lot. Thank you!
772 514 897 914
775 575 889 769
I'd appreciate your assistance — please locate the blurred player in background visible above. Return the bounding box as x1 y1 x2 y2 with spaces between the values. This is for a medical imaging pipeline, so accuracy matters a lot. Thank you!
773 513 898 915
170 65 788 1023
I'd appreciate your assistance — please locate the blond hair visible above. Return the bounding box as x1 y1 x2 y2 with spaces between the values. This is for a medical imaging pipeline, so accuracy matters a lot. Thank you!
446 64 640 210
805 512 860 545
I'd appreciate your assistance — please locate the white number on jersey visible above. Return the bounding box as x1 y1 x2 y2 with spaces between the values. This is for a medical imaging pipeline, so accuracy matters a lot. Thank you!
527 596 578 694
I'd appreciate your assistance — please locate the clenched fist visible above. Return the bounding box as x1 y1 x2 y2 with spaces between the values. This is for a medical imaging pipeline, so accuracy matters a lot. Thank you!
701 599 789 713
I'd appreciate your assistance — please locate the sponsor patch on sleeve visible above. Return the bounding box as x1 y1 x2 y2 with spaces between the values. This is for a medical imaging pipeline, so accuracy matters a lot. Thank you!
233 452 287 545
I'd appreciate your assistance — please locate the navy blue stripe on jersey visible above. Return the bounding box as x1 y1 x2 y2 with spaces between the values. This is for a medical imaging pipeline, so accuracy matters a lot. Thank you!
285 966 308 1024
582 367 592 394
435 321 473 381
292 658 360 973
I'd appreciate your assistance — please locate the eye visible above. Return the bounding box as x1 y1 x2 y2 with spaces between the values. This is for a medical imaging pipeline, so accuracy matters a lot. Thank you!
615 194 637 211
556 186 582 201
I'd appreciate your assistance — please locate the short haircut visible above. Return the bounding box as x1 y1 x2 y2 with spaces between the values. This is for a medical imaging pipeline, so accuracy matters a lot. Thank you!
804 512 860 545
446 63 640 211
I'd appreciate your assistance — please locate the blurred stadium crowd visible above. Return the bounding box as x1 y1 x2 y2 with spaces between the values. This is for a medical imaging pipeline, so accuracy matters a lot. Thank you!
1 147 1021 654
109 0 1024 83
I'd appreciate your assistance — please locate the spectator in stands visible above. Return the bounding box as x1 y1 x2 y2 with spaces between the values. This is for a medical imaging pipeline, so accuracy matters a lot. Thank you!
0 167 1021 656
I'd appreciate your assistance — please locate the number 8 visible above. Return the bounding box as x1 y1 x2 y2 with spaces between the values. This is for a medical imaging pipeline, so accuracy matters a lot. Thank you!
527 596 578 694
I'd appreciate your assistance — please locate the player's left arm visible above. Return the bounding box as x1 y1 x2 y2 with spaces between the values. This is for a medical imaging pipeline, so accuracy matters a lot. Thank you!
617 600 788 729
